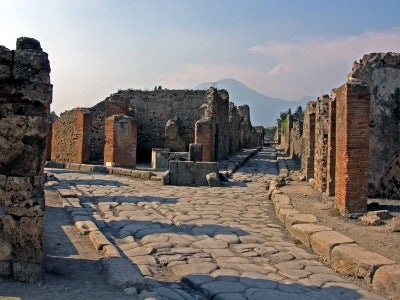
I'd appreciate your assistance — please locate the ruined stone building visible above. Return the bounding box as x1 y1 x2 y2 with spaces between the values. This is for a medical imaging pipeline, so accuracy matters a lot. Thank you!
278 52 400 214
50 87 262 167
0 38 52 282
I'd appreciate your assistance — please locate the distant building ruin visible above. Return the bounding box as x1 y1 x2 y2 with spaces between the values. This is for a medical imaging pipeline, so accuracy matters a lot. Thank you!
50 87 262 167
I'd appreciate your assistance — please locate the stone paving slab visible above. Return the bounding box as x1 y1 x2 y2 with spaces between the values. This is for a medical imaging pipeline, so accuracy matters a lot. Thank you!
45 147 386 300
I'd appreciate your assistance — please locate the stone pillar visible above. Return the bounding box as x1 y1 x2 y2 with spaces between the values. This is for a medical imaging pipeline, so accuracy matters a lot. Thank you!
189 143 203 162
104 115 137 168
302 101 317 180
0 37 52 282
326 97 336 196
314 95 330 192
195 118 214 162
335 80 370 214
50 109 92 164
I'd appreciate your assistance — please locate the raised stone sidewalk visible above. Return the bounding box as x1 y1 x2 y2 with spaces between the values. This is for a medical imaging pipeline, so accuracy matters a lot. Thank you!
45 147 385 299
273 156 400 299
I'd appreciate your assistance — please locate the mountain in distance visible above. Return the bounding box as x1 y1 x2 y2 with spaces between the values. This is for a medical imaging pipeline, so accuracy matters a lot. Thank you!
194 78 314 127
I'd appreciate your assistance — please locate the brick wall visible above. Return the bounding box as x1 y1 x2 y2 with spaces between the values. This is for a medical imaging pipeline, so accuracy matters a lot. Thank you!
0 37 52 282
104 115 137 168
314 95 330 193
51 109 92 163
335 80 370 214
302 101 317 180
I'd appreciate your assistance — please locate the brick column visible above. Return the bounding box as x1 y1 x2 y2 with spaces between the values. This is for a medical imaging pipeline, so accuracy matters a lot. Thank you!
195 118 214 162
326 97 336 196
104 115 137 168
75 110 92 164
335 80 370 214
302 101 317 180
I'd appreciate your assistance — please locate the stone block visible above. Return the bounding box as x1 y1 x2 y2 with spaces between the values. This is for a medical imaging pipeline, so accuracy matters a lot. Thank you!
372 264 400 298
101 257 146 289
0 261 11 277
310 231 355 262
89 230 111 250
0 237 12 260
285 213 319 227
151 148 170 169
287 223 333 248
272 193 291 205
12 261 41 282
169 161 219 186
331 243 396 282
2 215 44 264
189 143 203 162
206 172 221 187
276 208 299 225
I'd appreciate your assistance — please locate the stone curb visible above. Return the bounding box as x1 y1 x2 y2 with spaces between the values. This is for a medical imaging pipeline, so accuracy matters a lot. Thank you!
55 187 147 291
46 161 159 181
268 184 400 298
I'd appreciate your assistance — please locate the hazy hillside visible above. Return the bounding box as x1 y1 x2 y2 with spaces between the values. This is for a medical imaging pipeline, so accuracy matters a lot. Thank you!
194 78 313 126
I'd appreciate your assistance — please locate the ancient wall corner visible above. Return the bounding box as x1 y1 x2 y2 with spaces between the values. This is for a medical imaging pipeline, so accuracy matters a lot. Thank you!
0 37 52 282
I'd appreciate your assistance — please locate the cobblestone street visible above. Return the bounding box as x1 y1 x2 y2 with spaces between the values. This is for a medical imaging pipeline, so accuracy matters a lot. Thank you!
46 147 382 300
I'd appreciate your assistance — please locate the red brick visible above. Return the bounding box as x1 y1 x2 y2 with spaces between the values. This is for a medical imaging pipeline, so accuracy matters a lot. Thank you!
104 115 137 168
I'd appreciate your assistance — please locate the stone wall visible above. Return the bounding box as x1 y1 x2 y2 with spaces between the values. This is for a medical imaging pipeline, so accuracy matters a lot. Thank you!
326 98 336 196
313 95 330 193
0 37 52 282
289 119 303 162
280 114 292 154
302 101 317 180
51 109 92 164
349 52 400 198
228 103 240 153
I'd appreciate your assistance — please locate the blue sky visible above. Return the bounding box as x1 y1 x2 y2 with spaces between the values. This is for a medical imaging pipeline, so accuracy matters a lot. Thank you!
1 0 399 115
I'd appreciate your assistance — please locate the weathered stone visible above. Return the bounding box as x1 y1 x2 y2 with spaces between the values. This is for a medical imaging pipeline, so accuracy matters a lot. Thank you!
330 243 396 282
372 264 400 298
360 213 383 226
169 161 219 186
170 262 218 278
200 281 247 299
310 231 355 262
88 230 111 250
206 172 222 187
287 223 333 248
101 257 146 289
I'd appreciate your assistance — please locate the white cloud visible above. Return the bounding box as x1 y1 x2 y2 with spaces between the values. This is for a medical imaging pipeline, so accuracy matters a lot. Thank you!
248 28 400 98
160 28 400 101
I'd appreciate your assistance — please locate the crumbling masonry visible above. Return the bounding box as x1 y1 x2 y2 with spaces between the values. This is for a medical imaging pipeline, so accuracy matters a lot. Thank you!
50 87 262 166
279 52 400 213
0 38 52 282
